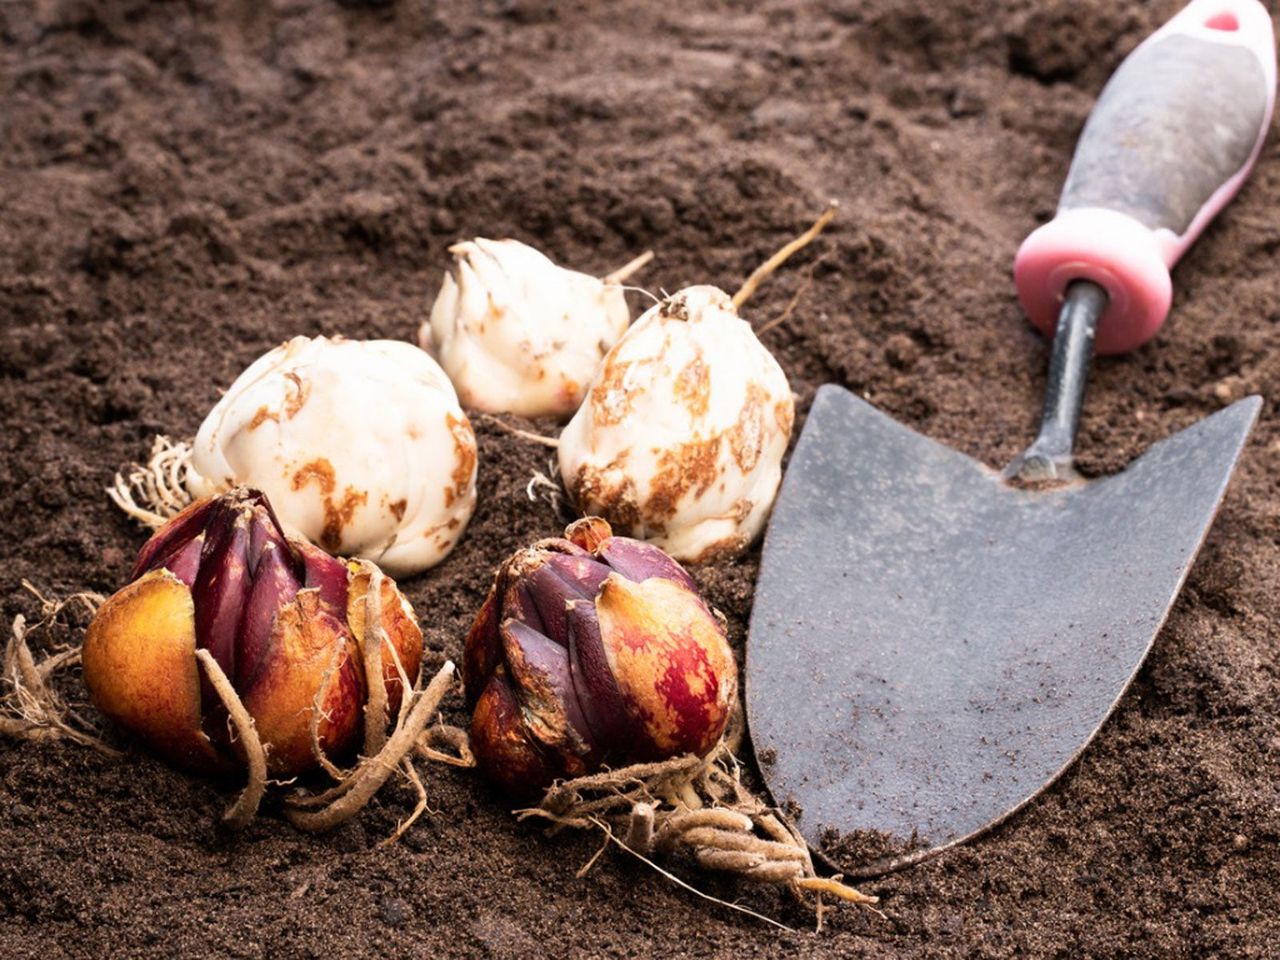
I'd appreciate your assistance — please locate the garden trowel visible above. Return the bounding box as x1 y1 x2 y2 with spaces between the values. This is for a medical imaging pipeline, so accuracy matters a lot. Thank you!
747 0 1276 876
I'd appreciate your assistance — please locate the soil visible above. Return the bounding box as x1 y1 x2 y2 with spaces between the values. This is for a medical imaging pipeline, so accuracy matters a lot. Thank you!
2 0 1279 956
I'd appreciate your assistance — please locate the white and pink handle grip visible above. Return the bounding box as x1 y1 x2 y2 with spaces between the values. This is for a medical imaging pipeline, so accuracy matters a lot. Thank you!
1015 0 1276 355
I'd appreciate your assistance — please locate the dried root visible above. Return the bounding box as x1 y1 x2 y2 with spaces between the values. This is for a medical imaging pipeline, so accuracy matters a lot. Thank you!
477 413 560 449
108 435 196 529
517 735 879 930
306 644 350 782
7 580 460 841
603 249 655 287
357 561 391 758
526 467 561 502
1 583 115 755
733 201 838 311
417 723 475 768
385 756 431 847
285 661 456 833
195 649 267 829
284 568 460 838
756 250 832 338
525 457 572 522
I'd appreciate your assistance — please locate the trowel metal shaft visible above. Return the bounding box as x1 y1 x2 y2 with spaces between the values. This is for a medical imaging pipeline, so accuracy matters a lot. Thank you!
1011 281 1108 482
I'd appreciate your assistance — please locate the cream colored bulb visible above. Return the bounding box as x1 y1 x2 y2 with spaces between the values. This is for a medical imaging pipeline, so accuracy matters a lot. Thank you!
558 286 794 563
421 238 631 420
187 335 477 577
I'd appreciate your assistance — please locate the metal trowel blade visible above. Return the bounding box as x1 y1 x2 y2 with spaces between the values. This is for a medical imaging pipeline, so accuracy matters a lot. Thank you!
746 385 1260 875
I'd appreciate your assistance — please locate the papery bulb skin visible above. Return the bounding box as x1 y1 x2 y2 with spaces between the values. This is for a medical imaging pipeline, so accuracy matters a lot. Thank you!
464 518 737 797
83 488 423 776
563 516 611 553
558 286 794 563
345 560 422 712
238 592 363 775
421 238 631 419
186 335 477 577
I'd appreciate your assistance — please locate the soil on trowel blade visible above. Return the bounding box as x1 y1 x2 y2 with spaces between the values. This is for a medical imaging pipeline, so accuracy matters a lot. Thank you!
3 1 1279 956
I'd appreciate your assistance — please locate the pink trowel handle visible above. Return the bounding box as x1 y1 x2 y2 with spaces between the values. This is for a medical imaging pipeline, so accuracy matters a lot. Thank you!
1014 0 1276 355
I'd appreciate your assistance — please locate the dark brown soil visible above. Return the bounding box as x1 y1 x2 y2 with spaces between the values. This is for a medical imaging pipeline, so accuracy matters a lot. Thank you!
3 1 1279 956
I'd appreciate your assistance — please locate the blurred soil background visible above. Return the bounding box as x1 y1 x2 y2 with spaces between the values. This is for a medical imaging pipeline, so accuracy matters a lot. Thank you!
2 0 1278 956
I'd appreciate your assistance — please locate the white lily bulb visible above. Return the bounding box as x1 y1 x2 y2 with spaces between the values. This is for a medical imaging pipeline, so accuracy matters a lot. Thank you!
557 286 794 563
421 238 631 419
186 335 477 577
